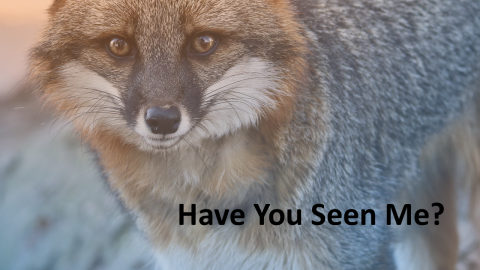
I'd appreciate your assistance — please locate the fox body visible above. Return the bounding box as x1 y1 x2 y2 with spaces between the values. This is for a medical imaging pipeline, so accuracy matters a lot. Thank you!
30 0 480 269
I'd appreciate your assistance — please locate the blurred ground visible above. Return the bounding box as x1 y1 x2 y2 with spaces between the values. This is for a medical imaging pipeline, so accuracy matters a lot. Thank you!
0 94 155 270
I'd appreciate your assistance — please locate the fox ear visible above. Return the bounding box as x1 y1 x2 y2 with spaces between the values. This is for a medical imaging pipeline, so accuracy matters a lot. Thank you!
48 0 67 15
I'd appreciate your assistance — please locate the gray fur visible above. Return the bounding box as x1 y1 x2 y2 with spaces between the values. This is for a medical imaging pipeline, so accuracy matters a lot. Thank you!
288 0 480 268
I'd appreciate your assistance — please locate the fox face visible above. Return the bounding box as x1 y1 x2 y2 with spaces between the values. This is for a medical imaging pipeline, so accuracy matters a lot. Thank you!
31 0 308 152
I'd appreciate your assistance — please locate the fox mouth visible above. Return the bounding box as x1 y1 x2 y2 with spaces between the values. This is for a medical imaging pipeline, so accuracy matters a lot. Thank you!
146 136 178 142
144 135 182 149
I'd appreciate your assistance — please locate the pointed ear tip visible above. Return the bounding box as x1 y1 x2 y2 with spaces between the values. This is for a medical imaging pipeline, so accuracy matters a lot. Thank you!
48 0 67 15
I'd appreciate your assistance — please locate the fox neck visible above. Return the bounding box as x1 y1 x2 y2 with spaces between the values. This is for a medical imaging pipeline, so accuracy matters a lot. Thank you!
89 121 276 208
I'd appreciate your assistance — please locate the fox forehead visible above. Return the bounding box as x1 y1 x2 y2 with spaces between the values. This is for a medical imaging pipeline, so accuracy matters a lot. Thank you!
53 0 285 38
45 0 299 74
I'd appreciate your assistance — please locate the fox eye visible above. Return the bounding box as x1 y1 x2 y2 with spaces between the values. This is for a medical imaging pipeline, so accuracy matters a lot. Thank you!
106 37 133 57
190 34 218 55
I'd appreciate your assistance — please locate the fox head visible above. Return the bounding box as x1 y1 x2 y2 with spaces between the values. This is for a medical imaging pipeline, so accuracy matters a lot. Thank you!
30 0 308 152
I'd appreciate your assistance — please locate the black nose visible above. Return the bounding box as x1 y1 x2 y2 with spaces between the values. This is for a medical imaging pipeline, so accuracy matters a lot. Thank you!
145 106 181 135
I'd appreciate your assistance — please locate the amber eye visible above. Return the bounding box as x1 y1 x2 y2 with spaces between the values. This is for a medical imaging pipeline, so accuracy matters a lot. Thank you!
106 37 133 57
191 34 218 55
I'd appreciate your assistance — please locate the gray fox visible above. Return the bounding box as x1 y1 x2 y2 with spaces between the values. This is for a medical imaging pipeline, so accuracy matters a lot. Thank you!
29 0 480 269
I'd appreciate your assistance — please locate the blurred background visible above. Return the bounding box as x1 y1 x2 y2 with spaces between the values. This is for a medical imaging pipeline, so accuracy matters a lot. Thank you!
0 1 478 270
0 1 154 270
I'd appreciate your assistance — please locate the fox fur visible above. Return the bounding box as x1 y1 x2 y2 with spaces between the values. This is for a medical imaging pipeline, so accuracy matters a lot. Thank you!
29 0 480 269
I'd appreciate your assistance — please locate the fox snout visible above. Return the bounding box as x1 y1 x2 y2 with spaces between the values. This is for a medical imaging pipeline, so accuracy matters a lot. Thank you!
124 61 202 148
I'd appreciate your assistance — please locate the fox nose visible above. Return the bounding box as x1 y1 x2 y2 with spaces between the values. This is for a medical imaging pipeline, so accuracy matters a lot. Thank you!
145 106 181 135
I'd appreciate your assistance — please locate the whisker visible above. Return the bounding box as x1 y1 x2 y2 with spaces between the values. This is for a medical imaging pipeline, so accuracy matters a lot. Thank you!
182 137 212 180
